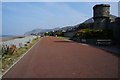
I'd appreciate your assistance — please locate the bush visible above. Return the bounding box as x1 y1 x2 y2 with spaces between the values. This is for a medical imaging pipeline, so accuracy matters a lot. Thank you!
2 45 16 57
9 45 16 54
44 33 50 36
74 29 113 39
115 17 120 21
76 23 94 30
41 34 44 37
27 41 31 44
49 33 54 36
25 44 28 46
56 31 63 36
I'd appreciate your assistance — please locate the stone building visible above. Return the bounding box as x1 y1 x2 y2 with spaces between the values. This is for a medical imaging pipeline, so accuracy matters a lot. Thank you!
93 4 110 29
93 4 120 45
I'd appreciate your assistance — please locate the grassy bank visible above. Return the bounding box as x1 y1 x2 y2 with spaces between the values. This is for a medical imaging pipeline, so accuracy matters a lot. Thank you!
2 37 40 72
57 36 71 39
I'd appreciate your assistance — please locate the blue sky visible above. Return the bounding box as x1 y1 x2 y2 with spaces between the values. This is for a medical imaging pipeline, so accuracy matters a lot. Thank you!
2 2 118 35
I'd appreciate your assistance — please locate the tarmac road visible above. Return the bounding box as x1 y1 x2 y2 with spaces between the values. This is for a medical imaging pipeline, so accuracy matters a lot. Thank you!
3 36 119 78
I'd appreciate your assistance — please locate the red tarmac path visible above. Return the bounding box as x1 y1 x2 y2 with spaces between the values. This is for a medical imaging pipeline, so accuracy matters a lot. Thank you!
4 36 118 78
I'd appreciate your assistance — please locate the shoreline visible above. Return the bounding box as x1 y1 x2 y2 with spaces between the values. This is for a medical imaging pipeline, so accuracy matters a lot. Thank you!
0 35 28 42
0 37 14 42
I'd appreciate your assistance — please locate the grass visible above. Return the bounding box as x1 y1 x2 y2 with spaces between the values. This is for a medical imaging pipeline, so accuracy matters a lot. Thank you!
2 37 40 72
57 36 71 39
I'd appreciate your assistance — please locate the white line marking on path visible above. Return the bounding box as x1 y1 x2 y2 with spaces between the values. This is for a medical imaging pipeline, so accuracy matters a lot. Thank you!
1 37 43 78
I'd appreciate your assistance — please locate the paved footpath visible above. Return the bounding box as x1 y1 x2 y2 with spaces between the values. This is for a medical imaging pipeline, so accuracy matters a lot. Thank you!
3 36 118 78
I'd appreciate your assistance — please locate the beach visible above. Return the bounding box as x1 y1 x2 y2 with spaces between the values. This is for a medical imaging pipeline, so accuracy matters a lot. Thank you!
0 37 13 42
1 35 38 48
0 35 28 42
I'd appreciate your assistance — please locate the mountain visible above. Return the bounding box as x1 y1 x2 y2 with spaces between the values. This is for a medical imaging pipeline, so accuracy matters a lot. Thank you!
58 15 117 32
52 27 61 31
83 17 94 23
83 14 117 23
24 27 61 35
24 28 52 35
25 15 117 35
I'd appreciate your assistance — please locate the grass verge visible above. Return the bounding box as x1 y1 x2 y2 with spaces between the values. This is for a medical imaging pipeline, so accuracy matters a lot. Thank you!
2 37 40 72
57 36 71 39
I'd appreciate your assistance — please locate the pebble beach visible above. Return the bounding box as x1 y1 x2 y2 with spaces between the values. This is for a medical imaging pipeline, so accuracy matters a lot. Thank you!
0 35 39 59
0 36 38 48
0 35 29 42
0 37 14 42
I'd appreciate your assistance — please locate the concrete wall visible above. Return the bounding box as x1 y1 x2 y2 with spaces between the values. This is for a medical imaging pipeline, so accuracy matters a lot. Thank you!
112 19 120 45
64 32 76 37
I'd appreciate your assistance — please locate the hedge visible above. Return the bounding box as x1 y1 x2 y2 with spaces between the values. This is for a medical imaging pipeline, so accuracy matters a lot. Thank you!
74 29 113 39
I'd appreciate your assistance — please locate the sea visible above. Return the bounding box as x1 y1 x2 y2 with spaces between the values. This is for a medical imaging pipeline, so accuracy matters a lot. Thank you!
0 35 18 37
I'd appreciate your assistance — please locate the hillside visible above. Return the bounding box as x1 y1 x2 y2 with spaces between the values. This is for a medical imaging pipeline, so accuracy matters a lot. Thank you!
24 27 61 35
25 14 117 35
24 28 51 35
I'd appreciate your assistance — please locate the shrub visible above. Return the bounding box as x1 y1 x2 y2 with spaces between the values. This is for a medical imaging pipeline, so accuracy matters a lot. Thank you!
56 31 63 36
49 33 54 36
74 29 113 39
115 17 120 21
25 44 28 46
44 33 50 36
27 41 31 44
2 45 16 57
2 45 9 56
34 38 37 40
41 34 44 37
9 45 16 55
76 23 94 30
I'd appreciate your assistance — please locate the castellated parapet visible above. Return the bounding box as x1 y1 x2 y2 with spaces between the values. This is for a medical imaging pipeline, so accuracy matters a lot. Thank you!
93 4 110 29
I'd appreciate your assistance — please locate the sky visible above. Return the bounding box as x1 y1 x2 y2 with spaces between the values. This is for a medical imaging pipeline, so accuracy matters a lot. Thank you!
2 2 118 35
118 1 120 17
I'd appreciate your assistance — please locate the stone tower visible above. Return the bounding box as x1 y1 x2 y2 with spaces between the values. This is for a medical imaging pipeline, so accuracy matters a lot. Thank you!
93 4 110 29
